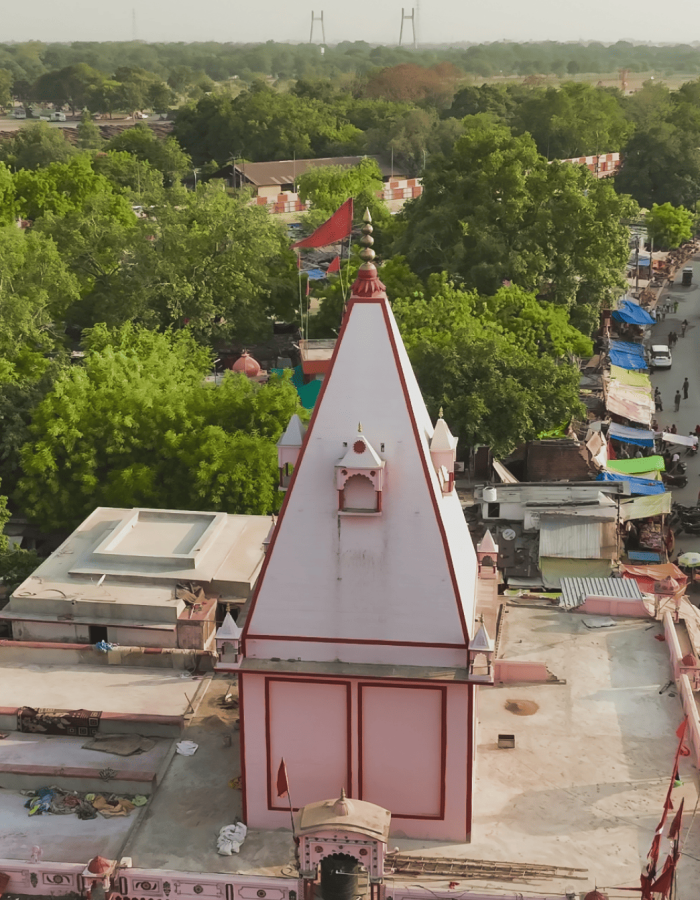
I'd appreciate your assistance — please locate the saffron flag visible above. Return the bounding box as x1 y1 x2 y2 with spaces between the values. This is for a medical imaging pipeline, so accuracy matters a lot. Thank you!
291 198 353 249
668 797 685 840
276 758 289 798
327 255 341 275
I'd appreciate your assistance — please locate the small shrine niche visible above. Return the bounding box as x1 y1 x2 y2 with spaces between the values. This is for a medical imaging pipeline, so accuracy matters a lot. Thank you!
277 414 307 491
468 616 494 682
336 426 385 514
476 530 499 578
430 410 458 495
215 609 242 669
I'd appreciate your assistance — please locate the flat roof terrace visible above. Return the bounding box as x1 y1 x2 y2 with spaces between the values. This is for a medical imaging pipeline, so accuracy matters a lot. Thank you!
390 606 700 895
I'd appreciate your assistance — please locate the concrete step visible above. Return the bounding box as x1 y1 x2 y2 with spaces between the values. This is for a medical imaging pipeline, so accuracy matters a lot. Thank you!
0 763 156 794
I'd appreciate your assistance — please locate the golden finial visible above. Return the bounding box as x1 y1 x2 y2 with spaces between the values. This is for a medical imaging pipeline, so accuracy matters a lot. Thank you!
358 422 363 433
439 406 444 418
340 786 347 800
359 207 375 265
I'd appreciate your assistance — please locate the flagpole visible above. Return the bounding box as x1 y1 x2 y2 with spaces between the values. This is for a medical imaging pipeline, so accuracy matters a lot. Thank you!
286 782 296 839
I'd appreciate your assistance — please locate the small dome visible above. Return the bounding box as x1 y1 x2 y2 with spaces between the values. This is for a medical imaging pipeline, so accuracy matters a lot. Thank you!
332 788 353 817
232 351 261 377
86 857 113 875
584 891 606 900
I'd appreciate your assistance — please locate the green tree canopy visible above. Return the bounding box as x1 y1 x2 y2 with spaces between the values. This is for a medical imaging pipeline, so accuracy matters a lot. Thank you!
392 280 586 454
0 121 76 171
645 202 694 249
395 118 636 333
106 123 191 183
18 324 302 531
297 158 389 230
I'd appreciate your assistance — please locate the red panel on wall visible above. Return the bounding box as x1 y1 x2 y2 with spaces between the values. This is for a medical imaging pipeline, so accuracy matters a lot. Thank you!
358 683 446 819
265 677 351 811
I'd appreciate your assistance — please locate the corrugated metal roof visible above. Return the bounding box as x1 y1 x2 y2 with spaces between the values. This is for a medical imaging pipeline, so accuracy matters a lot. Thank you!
559 576 643 609
539 517 607 559
232 155 404 186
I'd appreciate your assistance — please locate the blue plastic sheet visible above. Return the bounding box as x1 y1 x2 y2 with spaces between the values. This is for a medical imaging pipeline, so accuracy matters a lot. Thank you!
612 300 655 326
608 423 655 447
596 471 666 495
609 340 647 370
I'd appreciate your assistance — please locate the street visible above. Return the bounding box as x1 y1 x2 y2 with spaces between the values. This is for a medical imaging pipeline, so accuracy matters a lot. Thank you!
648 256 700 554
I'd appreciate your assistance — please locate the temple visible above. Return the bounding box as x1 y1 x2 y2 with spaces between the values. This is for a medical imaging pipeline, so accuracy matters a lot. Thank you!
239 213 479 841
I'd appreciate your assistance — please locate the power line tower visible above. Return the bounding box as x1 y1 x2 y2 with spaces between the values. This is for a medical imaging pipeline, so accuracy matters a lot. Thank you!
310 11 326 44
399 7 417 49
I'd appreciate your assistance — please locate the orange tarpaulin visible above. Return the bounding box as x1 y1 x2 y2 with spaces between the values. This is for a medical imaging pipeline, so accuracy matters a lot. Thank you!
621 563 688 594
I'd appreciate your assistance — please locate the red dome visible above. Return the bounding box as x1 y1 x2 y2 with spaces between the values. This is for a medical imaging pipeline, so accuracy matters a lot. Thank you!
584 891 606 900
232 351 261 377
87 857 112 875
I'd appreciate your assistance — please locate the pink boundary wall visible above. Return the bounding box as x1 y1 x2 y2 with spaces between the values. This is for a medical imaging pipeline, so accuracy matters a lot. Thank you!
663 611 700 768
0 861 300 900
576 596 651 617
493 659 550 683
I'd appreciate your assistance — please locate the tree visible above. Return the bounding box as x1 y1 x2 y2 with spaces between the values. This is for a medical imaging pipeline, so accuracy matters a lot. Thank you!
392 281 585 455
106 123 191 183
367 107 463 176
18 324 302 531
296 158 389 230
76 111 103 150
645 203 694 248
31 64 104 115
615 121 700 208
362 63 460 107
0 122 75 170
0 68 13 108
395 117 637 333
0 225 79 383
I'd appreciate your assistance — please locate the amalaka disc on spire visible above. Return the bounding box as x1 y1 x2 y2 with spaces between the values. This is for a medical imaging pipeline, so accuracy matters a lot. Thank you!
348 207 387 301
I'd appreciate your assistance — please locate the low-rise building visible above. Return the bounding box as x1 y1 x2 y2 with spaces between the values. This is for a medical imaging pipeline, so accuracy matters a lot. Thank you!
1 507 271 649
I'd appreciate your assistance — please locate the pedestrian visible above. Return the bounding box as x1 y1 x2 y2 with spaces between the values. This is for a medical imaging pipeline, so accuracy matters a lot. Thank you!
675 300 679 313
671 423 678 434
675 389 682 412
684 377 690 400
655 387 664 411
682 319 688 337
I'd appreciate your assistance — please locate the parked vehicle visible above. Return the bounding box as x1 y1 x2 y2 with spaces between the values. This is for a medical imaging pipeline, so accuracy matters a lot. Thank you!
49 111 66 122
682 266 693 286
12 107 26 119
650 344 672 370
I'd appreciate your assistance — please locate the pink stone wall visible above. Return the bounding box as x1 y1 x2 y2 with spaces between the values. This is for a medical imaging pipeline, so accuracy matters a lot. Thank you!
493 659 550 683
241 673 472 841
577 596 651 617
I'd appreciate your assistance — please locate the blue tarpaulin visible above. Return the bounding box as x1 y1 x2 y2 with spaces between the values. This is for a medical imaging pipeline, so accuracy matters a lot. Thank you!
608 422 655 447
612 300 655 327
304 268 326 280
596 471 666 495
609 341 647 371
270 365 321 409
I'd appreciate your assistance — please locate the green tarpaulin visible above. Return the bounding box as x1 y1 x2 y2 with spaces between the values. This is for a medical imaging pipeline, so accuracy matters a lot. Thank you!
607 455 665 475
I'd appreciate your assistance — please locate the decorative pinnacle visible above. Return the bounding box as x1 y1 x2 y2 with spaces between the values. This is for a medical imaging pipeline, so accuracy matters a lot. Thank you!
359 207 375 265
439 406 444 419
340 787 347 801
358 422 363 433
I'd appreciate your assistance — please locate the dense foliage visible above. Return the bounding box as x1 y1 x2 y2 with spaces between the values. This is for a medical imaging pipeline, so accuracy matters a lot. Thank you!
18 325 302 531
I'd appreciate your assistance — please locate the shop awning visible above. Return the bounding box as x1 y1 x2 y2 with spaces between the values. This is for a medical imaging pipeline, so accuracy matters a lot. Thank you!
607 455 665 474
608 423 655 447
540 556 613 590
596 471 666 495
539 517 616 559
662 432 698 447
609 341 647 370
611 299 655 326
619 493 673 520
610 365 651 388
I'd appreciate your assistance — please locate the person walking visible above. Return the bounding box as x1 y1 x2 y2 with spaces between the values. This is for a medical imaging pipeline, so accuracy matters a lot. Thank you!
684 377 690 400
655 387 663 411
682 319 688 337
675 389 682 412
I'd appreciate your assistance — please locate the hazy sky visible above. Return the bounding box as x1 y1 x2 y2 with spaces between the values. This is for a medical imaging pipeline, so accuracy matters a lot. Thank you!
7 0 700 46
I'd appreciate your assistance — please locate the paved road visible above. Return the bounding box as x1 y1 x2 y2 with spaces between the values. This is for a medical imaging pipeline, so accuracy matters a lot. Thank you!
648 256 700 554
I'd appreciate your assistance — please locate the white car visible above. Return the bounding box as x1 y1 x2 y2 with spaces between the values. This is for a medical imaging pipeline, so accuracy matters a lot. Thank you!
650 344 672 369
49 111 66 122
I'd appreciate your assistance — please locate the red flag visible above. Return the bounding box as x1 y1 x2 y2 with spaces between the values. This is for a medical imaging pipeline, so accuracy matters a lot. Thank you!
291 199 353 249
327 255 341 274
276 758 289 798
668 797 685 840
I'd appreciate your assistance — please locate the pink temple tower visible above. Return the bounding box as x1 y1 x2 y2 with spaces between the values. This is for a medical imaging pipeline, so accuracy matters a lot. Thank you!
239 213 479 841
